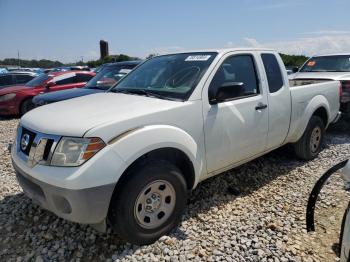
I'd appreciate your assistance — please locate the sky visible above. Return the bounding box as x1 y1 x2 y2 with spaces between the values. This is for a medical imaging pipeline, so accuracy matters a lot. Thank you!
1 0 350 63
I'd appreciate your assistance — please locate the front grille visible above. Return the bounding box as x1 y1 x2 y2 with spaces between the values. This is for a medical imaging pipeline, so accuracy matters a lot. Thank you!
16 125 61 167
20 128 36 155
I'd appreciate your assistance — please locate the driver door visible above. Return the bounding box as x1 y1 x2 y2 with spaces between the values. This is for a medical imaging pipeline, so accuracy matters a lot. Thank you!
203 52 269 174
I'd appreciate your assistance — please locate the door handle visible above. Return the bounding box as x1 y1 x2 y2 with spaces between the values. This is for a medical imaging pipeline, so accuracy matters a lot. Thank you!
255 103 268 110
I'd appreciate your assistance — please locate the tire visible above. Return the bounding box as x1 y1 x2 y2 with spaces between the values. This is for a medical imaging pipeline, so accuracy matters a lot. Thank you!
294 116 325 160
20 98 35 116
109 160 187 245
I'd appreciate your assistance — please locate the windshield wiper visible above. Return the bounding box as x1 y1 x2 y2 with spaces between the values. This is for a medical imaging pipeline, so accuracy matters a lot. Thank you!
87 86 108 90
113 89 180 101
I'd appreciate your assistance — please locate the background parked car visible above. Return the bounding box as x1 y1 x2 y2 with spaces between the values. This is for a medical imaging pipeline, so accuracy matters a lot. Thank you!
33 61 140 106
0 68 8 74
0 70 95 116
49 66 91 73
0 72 38 89
290 53 350 116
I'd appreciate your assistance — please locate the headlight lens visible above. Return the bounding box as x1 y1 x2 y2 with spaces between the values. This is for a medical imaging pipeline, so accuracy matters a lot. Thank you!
0 93 16 102
51 137 106 167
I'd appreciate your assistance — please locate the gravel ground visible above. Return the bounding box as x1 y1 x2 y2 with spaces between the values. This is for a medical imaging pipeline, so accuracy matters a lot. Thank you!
0 117 349 262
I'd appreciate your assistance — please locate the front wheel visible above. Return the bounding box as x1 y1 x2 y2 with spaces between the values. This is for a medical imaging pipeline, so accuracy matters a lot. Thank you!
108 160 187 245
294 116 325 160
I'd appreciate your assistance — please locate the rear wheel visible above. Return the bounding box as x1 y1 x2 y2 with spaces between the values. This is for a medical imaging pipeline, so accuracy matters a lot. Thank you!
294 116 325 160
109 160 187 245
20 98 35 116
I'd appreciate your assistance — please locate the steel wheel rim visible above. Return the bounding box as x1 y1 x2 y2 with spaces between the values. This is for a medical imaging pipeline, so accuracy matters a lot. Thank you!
134 180 176 229
310 126 322 153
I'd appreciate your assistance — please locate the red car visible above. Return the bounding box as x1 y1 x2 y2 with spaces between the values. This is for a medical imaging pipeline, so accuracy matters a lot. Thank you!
0 70 95 116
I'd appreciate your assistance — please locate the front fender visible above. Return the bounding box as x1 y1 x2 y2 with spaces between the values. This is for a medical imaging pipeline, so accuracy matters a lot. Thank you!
108 125 204 188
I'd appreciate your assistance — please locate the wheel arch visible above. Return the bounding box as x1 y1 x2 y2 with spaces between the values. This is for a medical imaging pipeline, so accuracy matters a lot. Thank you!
112 147 196 194
19 96 34 115
288 95 331 143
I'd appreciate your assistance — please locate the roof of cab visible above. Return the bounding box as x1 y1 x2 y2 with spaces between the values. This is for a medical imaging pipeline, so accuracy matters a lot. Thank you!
312 53 350 57
155 47 275 56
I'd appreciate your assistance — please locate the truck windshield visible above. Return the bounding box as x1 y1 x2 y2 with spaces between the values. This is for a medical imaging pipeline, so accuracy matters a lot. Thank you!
111 52 217 100
85 66 134 90
300 55 350 72
25 74 50 87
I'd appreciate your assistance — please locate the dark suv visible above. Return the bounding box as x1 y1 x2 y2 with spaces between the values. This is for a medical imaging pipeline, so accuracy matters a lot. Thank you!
33 61 141 106
0 72 38 89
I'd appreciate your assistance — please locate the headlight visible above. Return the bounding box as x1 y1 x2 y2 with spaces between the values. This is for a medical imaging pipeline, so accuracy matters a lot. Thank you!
51 137 106 167
0 93 16 102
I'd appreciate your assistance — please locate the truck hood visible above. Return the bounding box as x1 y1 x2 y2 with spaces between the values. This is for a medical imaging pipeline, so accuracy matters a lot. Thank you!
291 71 350 80
21 92 185 137
32 88 104 105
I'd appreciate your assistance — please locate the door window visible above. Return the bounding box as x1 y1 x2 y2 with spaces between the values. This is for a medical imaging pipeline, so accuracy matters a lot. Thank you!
261 53 284 93
209 55 259 100
15 74 34 84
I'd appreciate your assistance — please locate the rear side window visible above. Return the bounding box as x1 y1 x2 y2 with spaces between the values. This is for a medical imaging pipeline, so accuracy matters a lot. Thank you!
55 75 77 85
209 55 259 99
261 53 284 93
75 73 94 82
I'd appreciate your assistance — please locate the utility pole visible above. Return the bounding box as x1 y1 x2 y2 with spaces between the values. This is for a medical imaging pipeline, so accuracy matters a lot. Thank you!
17 50 20 67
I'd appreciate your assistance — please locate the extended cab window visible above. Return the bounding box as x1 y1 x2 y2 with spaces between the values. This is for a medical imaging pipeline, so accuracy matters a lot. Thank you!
209 55 259 99
261 53 284 93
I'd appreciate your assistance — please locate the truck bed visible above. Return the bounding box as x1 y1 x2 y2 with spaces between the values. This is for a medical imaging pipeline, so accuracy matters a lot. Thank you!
286 80 340 143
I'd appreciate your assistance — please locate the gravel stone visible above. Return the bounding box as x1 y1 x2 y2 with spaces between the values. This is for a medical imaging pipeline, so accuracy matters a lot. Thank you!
0 117 349 261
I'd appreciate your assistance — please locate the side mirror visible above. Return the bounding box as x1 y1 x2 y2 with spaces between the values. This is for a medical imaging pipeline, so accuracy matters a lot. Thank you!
209 82 244 104
46 82 55 89
292 67 299 73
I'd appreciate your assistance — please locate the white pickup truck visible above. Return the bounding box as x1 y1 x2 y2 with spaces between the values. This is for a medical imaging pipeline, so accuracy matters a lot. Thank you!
290 53 350 116
11 48 341 244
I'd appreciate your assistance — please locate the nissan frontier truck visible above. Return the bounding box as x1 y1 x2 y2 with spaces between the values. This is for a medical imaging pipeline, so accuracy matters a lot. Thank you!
11 48 341 244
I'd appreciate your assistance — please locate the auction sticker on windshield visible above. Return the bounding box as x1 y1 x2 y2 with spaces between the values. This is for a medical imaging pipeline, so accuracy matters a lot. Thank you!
185 55 211 61
307 61 316 66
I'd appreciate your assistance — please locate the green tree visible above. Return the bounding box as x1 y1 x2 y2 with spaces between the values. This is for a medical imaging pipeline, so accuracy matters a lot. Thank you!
279 53 309 67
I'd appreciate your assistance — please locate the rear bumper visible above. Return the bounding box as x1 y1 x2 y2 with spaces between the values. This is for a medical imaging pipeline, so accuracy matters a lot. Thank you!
12 160 115 225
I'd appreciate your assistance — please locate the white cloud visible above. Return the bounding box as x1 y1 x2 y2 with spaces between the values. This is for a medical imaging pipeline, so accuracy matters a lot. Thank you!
227 32 350 56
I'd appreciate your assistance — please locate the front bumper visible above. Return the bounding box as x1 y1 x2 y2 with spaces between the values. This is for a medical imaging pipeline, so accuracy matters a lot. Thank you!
12 160 115 225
